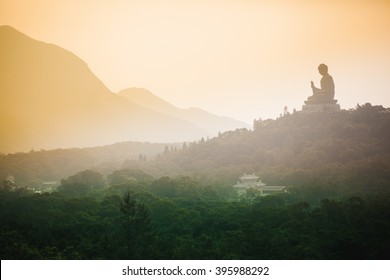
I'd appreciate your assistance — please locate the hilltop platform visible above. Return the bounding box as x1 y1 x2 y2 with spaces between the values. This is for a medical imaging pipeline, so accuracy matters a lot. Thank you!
302 101 341 113
301 94 341 113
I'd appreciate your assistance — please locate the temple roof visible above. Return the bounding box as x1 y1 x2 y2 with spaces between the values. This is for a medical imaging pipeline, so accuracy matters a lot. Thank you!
239 173 259 180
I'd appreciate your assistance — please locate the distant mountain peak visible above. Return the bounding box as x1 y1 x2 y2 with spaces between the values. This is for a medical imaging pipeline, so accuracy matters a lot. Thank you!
118 88 250 136
118 87 177 112
0 26 211 153
0 25 21 33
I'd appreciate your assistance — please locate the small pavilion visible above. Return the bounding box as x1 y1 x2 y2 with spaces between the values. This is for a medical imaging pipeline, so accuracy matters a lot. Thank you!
233 173 286 196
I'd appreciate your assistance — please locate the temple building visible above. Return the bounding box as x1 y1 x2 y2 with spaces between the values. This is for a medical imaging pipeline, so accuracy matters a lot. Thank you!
233 173 286 197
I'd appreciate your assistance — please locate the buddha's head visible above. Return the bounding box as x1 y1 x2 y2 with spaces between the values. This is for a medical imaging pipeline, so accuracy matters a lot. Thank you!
318 64 328 75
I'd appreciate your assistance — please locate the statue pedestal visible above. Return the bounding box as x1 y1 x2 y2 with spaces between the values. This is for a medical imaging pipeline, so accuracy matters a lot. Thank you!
302 101 340 113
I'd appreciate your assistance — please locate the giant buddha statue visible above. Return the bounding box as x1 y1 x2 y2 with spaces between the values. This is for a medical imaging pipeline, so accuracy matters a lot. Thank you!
302 64 340 112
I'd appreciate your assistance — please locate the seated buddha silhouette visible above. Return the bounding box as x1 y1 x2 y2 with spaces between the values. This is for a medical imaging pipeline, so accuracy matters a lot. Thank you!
306 64 336 104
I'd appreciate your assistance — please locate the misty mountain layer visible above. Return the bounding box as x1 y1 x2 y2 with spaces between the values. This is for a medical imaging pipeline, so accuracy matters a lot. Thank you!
0 26 246 153
118 88 249 137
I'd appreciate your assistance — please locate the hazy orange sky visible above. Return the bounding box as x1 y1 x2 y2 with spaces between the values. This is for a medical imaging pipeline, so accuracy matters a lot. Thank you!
1 0 390 122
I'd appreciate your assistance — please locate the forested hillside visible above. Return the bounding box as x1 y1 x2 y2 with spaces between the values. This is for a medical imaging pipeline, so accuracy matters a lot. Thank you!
2 103 390 194
0 141 170 186
1 103 390 260
136 103 390 195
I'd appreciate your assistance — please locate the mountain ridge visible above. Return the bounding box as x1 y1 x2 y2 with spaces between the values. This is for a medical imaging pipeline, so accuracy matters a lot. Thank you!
118 87 249 136
0 26 247 153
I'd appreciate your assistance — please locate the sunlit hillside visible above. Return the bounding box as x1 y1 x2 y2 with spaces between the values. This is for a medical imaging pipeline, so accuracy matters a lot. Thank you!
131 104 390 194
0 26 246 153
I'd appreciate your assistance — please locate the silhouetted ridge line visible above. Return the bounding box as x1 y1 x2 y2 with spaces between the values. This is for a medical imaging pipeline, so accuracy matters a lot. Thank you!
1 26 249 153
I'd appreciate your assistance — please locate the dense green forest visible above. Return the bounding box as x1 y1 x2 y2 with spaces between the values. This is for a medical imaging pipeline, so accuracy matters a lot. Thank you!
1 103 390 259
0 141 171 187
1 171 389 259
